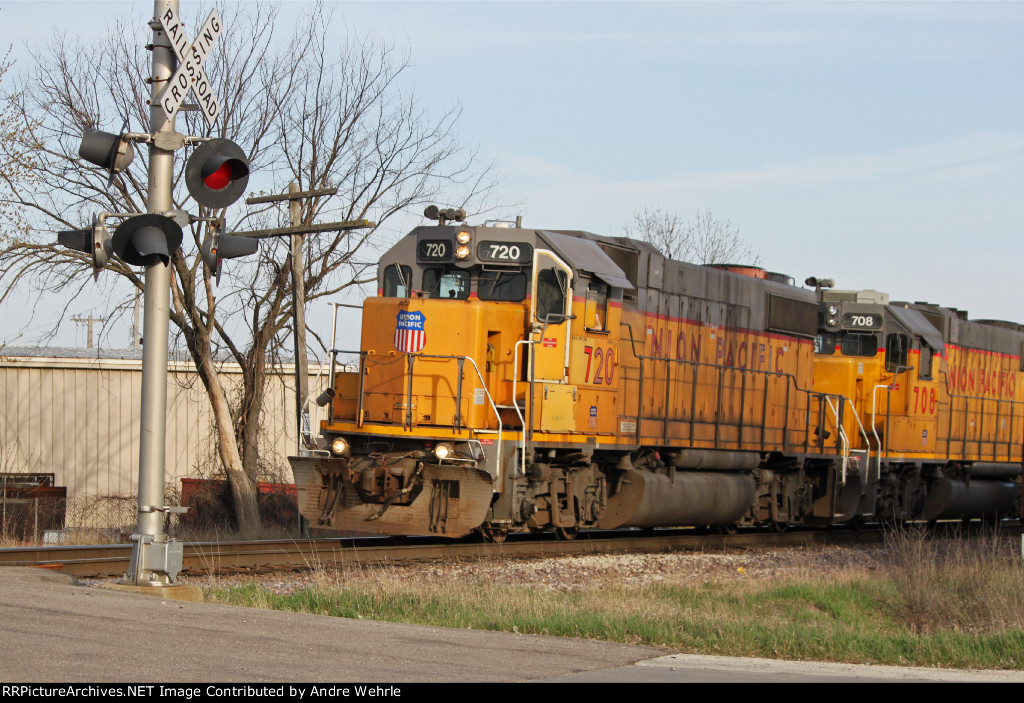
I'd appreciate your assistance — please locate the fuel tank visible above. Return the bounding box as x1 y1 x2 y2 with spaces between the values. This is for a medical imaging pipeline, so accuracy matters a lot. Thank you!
922 478 1020 520
598 469 756 529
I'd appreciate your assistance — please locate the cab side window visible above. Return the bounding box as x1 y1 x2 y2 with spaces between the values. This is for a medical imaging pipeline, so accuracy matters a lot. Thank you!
585 279 610 332
885 333 910 373
536 268 569 321
917 344 933 380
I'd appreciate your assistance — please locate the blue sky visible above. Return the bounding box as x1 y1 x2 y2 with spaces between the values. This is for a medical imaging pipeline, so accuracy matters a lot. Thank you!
1 1 1022 349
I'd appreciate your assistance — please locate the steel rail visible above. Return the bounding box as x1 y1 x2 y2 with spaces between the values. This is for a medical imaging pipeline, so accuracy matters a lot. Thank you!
0 530 891 579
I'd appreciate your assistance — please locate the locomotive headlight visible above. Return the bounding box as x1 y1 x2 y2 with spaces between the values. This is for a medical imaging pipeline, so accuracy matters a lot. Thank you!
455 245 471 260
827 316 838 327
826 304 839 316
331 436 351 457
456 230 472 245
433 442 456 460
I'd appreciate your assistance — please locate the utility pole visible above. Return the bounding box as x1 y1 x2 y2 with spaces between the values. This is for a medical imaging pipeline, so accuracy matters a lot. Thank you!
289 183 308 453
71 314 108 349
241 187 373 454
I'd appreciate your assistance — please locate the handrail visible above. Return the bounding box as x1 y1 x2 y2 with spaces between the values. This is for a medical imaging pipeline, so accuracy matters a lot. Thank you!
936 367 1024 461
823 396 850 482
844 394 875 480
323 349 370 429
398 351 509 483
324 348 524 481
299 351 333 451
871 384 890 462
625 348 885 473
822 394 874 484
629 351 824 454
511 339 534 478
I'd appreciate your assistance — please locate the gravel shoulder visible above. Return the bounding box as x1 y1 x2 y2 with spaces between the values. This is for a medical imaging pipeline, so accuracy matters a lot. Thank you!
166 543 888 595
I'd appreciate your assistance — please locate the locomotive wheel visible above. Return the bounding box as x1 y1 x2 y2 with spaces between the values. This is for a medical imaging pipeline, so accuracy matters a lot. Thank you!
770 521 789 533
554 526 579 540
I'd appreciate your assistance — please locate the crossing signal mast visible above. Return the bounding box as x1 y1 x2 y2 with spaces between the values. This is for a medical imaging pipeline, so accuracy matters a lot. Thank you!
56 1 255 588
57 2 375 586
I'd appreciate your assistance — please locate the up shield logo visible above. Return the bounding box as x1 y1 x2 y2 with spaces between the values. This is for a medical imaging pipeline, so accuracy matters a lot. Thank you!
394 311 427 353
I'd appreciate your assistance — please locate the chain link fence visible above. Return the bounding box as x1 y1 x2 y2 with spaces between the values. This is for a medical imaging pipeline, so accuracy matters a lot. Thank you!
1 474 67 545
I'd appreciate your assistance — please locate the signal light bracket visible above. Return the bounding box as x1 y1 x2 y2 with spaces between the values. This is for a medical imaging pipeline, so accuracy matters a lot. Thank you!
79 127 135 178
56 215 113 281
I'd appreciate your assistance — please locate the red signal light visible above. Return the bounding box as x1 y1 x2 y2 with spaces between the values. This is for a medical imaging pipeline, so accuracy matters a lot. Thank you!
203 162 233 191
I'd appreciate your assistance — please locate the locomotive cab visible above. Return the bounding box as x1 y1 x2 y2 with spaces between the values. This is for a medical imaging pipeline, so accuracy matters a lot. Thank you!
814 289 944 458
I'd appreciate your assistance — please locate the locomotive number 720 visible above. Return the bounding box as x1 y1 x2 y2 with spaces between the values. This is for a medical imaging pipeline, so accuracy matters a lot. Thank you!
583 345 615 385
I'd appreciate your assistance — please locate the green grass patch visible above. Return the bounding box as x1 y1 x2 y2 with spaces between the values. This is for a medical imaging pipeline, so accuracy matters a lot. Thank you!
205 530 1024 670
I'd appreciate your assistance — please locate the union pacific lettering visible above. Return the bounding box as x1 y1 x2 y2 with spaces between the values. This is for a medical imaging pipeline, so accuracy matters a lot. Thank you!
946 347 1019 398
948 365 1016 398
647 323 793 375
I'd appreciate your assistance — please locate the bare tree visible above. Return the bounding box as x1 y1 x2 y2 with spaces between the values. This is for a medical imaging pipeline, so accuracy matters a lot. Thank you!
624 206 761 266
0 46 42 249
0 4 498 531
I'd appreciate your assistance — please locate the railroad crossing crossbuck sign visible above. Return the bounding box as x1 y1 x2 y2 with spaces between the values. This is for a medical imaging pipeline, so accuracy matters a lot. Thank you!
158 6 222 126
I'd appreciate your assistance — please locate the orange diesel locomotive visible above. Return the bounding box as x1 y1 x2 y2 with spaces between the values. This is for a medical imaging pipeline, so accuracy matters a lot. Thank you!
813 288 1022 523
292 212 871 539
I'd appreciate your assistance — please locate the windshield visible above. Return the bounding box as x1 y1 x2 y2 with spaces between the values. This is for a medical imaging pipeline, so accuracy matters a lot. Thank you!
478 270 527 302
423 268 470 299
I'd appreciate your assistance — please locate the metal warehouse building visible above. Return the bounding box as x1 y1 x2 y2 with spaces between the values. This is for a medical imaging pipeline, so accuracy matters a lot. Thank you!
0 347 329 530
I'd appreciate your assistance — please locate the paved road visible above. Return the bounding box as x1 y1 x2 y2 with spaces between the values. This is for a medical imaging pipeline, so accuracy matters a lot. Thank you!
1 568 1022 683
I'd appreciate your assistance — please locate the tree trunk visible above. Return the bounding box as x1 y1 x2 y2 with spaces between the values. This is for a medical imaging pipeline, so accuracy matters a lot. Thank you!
191 336 262 534
240 341 269 482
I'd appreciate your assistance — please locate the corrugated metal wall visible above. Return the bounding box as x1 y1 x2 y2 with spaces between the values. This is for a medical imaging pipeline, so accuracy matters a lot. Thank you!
0 355 330 501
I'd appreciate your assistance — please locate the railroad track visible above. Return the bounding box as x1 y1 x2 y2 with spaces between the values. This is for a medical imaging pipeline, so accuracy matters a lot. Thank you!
0 529 887 578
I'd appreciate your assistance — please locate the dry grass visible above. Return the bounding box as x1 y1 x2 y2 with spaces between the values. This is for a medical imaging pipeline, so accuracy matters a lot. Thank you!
885 525 1024 635
201 528 1024 669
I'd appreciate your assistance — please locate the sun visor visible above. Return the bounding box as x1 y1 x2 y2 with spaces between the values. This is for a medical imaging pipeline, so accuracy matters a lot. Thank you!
538 231 634 290
886 305 945 351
